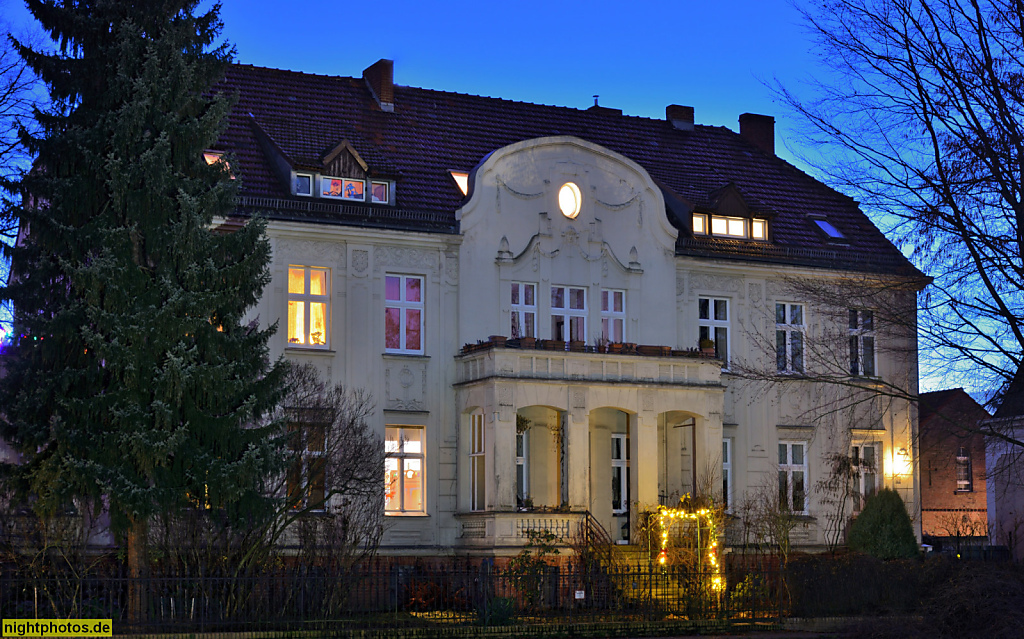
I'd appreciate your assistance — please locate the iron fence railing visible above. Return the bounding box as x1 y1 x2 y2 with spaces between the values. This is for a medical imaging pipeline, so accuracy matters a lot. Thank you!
0 564 784 634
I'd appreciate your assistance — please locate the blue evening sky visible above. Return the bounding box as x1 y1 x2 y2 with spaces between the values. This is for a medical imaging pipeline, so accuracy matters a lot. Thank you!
3 0 823 162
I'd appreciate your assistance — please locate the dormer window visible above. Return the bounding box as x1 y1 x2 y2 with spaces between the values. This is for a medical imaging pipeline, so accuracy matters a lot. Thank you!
322 176 364 201
693 213 768 240
295 173 313 197
371 180 390 204
203 151 234 178
450 171 469 196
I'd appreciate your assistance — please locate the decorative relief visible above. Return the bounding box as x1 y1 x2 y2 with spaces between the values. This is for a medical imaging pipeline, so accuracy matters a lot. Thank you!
352 249 369 274
384 360 428 411
689 273 741 293
641 389 655 413
766 280 792 297
496 174 544 199
374 246 438 272
444 252 459 283
748 282 763 306
276 239 345 268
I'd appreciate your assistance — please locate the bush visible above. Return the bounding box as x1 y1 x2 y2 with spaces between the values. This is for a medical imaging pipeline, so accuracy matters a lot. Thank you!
847 488 918 559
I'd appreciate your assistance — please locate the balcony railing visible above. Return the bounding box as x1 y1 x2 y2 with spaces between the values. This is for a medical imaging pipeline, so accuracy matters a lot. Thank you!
456 338 721 386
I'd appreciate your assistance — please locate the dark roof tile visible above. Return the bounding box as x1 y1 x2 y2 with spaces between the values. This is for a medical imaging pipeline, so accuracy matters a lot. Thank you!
217 64 921 276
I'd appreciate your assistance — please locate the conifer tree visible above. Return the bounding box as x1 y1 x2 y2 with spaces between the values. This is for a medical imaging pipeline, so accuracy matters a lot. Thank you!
0 0 287 580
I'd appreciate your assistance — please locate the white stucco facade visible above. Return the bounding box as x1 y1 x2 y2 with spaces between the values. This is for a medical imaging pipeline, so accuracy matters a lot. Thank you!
258 136 920 555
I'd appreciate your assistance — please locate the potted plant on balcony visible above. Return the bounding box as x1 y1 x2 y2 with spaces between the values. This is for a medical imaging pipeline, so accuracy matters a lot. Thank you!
569 340 585 352
520 336 537 349
489 335 507 347
700 338 716 355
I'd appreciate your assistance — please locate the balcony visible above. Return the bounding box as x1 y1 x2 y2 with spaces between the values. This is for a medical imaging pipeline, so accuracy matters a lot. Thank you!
455 510 589 551
455 338 721 387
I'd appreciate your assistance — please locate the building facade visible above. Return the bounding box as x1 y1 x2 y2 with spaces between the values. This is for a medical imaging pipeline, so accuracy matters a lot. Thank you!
218 60 924 555
919 389 989 550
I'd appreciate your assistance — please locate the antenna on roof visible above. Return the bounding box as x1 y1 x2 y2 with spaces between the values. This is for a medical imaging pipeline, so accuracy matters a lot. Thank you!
593 95 599 106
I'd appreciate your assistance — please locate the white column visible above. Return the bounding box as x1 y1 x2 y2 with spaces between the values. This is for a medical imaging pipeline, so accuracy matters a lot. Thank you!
491 410 517 510
565 409 590 509
633 412 659 508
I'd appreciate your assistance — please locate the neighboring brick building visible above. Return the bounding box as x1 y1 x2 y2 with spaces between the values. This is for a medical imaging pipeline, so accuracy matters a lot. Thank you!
919 389 989 550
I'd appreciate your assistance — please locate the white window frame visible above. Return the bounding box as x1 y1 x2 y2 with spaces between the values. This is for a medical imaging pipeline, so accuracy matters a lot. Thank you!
611 433 629 515
698 297 730 366
851 443 879 511
385 274 424 354
778 441 807 514
849 309 876 377
601 289 626 343
470 413 485 511
370 180 391 204
723 437 733 512
956 445 973 492
516 429 529 507
321 176 365 201
385 426 425 514
510 282 537 339
294 172 314 197
551 285 587 342
776 303 805 374
287 266 330 349
287 421 326 511
692 213 768 240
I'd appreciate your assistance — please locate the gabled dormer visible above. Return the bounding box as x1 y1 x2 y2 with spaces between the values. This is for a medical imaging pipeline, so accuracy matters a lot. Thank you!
691 183 772 241
249 115 395 204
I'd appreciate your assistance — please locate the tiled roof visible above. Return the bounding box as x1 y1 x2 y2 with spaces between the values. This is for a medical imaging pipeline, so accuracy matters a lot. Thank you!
217 64 921 276
920 389 990 433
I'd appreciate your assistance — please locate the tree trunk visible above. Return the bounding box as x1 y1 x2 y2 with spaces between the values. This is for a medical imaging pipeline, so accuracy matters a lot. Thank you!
127 518 149 628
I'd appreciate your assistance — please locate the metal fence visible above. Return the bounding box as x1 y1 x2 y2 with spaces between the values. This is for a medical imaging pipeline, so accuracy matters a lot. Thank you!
0 564 783 634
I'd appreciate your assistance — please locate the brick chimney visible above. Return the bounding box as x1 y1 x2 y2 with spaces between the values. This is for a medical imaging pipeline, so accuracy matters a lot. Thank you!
739 113 775 155
666 104 694 131
363 59 394 112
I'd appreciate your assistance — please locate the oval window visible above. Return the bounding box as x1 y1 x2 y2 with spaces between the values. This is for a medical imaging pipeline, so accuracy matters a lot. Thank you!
558 182 582 219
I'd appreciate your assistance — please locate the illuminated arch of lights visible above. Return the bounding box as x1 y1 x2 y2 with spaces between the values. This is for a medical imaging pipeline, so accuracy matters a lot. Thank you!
655 504 724 592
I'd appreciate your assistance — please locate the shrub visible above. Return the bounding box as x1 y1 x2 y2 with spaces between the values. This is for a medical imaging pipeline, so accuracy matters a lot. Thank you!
847 488 918 559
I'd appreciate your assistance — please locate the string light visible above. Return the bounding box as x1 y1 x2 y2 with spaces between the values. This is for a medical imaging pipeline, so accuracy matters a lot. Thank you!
655 498 725 592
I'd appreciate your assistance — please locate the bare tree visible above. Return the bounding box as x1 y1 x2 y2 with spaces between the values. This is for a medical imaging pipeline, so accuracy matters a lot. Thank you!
782 0 1024 405
260 363 387 571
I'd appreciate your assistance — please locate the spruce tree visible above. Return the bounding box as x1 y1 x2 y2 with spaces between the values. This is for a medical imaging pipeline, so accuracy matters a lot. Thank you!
0 0 287 579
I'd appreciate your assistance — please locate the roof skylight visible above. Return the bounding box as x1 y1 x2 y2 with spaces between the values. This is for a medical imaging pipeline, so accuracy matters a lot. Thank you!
814 219 844 239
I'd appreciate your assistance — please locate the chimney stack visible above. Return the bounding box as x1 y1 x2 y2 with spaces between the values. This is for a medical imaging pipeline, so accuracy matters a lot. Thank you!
666 104 694 131
363 59 394 112
739 113 775 155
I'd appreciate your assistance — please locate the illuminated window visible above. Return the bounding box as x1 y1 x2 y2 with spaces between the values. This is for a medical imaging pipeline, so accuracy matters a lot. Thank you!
776 303 804 373
470 413 485 511
385 274 424 354
385 426 424 513
778 441 807 513
371 180 390 204
693 213 707 235
450 171 469 196
699 297 729 366
295 173 313 197
852 444 878 510
849 309 875 376
601 289 625 342
511 282 536 339
551 285 586 342
203 150 234 178
558 182 582 219
612 434 629 514
288 267 329 348
287 422 326 510
321 176 365 201
697 214 768 240
956 446 973 492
